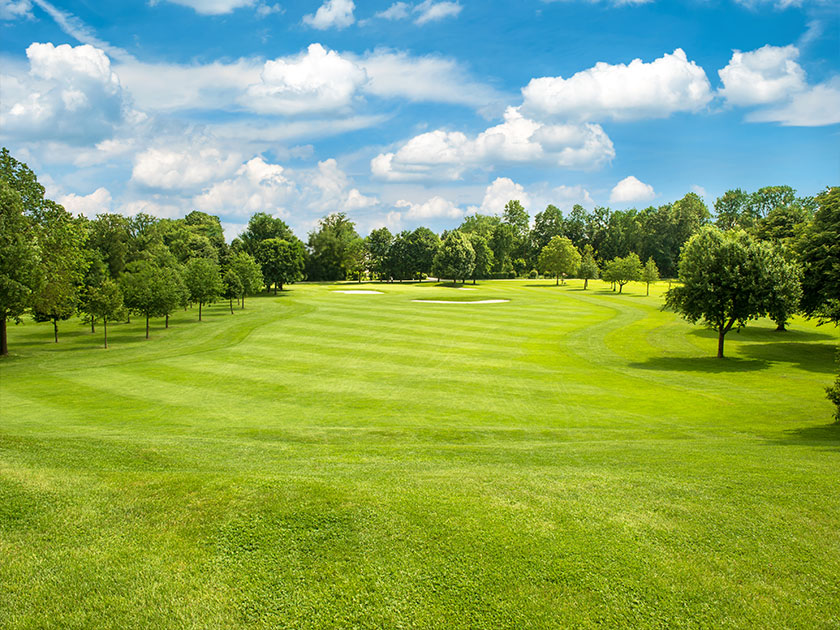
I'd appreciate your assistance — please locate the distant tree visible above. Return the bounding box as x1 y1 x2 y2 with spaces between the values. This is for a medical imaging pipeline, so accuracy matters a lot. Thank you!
469 233 494 284
365 227 393 281
641 257 660 297
531 205 566 261
765 253 803 332
748 185 797 220
223 269 243 314
666 227 785 358
458 214 500 241
538 236 581 285
346 238 369 282
30 201 88 343
0 180 40 356
120 260 161 338
78 248 108 332
184 257 222 321
385 231 412 281
714 189 751 230
229 252 264 309
578 245 599 290
407 227 441 280
307 213 359 280
798 187 840 324
433 231 475 283
503 200 529 238
257 238 305 292
87 279 123 349
157 265 188 328
564 204 588 249
236 213 294 257
490 223 517 272
607 253 643 294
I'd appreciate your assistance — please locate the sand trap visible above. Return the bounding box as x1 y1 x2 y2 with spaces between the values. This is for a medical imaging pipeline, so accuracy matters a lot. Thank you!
412 299 509 304
333 290 383 294
454 287 478 290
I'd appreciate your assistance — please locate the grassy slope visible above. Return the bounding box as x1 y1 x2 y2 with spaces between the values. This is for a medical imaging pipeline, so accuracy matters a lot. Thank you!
1 280 838 629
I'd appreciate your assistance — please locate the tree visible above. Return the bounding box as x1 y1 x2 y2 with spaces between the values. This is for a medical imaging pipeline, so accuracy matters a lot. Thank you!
236 212 294 257
87 280 123 349
120 260 160 339
385 231 412 281
156 265 188 328
0 180 40 356
433 231 475 283
714 189 751 230
257 238 305 292
406 227 441 280
365 227 392 280
184 258 222 321
229 252 264 308
531 205 566 262
765 252 802 332
223 269 243 314
538 236 581 285
798 187 840 323
666 227 783 359
606 253 643 293
346 238 368 282
307 213 359 281
489 223 516 272
641 257 660 297
469 233 494 284
30 201 88 343
578 245 599 290
458 214 500 241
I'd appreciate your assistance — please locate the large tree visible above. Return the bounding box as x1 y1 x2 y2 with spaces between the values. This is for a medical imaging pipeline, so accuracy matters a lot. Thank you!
229 251 264 308
184 257 222 321
307 213 359 281
0 180 40 356
87 279 124 349
257 238 305 292
433 231 475 283
406 227 441 281
604 253 643 293
538 236 581 285
365 227 393 281
235 213 294 257
468 233 494 284
666 227 785 358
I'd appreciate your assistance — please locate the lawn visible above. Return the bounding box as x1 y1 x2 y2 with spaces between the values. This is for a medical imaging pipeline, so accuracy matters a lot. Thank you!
1 279 838 629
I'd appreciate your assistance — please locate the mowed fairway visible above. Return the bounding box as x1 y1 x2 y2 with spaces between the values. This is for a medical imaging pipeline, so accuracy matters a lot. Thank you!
1 280 838 629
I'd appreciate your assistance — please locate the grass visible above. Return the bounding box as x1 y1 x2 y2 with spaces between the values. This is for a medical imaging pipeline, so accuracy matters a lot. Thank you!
1 279 838 629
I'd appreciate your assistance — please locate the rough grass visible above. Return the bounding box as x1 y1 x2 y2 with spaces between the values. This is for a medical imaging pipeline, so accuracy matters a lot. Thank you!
1 279 838 629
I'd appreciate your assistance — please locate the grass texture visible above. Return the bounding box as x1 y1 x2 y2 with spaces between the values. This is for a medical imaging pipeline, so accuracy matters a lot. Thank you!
1 279 838 629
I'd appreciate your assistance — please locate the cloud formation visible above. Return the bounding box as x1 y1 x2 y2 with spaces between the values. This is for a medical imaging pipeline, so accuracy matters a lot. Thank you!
303 0 355 30
522 49 712 121
609 176 655 204
718 45 806 105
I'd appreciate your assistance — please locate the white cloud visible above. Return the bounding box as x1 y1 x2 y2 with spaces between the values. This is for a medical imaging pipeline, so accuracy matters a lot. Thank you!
746 78 840 126
118 197 184 220
0 42 132 145
522 49 712 121
193 157 296 218
58 187 112 217
156 0 256 14
551 185 594 209
131 145 242 190
0 0 32 19
375 2 410 19
475 177 531 215
30 0 131 62
356 50 504 111
609 176 655 204
413 0 461 25
371 107 615 181
395 195 463 219
691 184 707 198
242 43 366 115
303 0 355 30
718 45 806 106
306 158 380 213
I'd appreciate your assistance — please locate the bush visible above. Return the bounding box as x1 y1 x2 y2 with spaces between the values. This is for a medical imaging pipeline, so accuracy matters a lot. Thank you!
528 269 538 279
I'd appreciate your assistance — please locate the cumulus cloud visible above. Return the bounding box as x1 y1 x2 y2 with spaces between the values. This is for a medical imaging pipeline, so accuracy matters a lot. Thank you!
374 2 410 19
193 157 296 218
0 42 132 145
609 176 655 204
58 187 112 216
475 177 531 215
242 43 366 115
551 185 594 209
0 0 32 19
718 45 806 106
307 158 379 212
745 78 840 126
522 49 712 122
131 145 242 190
303 0 355 29
395 196 463 220
371 107 614 181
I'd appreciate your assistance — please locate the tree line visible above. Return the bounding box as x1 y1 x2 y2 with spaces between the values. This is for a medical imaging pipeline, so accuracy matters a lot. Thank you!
0 147 837 419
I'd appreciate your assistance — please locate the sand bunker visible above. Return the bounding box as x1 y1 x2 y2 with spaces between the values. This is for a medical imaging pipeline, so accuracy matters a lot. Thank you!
333 290 383 294
412 299 509 304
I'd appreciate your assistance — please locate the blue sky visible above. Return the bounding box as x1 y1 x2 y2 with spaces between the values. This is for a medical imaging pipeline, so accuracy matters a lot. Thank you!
1 0 838 240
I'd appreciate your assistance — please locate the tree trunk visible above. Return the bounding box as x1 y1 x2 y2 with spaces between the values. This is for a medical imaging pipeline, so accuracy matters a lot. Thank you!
279 282 284 291
103 317 108 349
473 277 476 285
619 283 623 293
230 298 233 314
646 282 650 296
90 314 95 333
717 330 726 359
199 302 203 321
166 314 169 328
1 314 7 356
241 294 246 309
146 315 150 339
584 278 589 290
776 321 787 332
556 275 559 286
53 319 58 343
274 284 277 295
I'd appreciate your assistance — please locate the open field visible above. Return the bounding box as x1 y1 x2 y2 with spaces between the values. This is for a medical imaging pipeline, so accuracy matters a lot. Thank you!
1 279 838 629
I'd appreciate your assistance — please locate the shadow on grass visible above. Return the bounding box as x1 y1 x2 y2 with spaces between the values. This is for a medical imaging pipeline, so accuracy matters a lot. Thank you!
688 326 836 343
628 356 769 373
768 422 840 449
739 342 837 373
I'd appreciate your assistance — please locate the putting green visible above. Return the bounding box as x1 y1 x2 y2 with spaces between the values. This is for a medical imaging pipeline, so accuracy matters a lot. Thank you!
1 279 838 629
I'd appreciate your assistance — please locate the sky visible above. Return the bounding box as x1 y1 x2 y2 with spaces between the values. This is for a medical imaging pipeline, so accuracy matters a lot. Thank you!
1 0 838 241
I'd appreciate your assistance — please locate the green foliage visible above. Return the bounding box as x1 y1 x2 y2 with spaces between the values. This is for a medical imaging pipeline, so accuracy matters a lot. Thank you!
365 227 393 280
578 245 600 290
799 187 840 323
604 253 642 293
229 252 264 307
345 238 369 282
406 227 441 279
184 258 222 321
642 257 660 296
538 236 581 285
531 205 565 257
457 213 500 241
306 213 360 281
469 233 494 282
236 213 294 257
257 238 305 292
86 279 124 348
433 231 475 282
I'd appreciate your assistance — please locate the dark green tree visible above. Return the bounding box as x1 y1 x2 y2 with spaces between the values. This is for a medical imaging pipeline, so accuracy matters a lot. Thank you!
306 212 359 281
257 238 305 292
184 257 222 321
365 227 393 281
407 227 441 280
641 257 660 297
223 269 243 314
468 233 494 284
538 236 581 285
578 244 600 290
606 253 643 293
87 279 124 349
235 213 294 257
229 251 264 308
531 205 566 261
433 231 475 283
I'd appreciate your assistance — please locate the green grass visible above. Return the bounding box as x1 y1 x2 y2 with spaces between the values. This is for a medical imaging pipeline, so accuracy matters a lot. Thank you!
1 279 838 629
